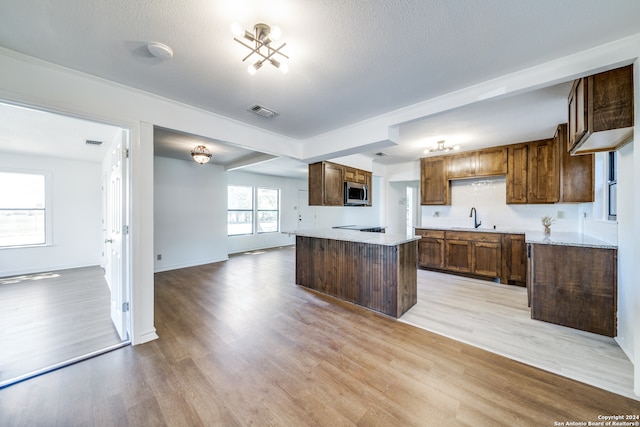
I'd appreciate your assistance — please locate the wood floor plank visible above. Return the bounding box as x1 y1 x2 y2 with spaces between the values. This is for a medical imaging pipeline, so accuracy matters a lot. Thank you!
0 266 126 386
0 246 638 427
400 269 635 398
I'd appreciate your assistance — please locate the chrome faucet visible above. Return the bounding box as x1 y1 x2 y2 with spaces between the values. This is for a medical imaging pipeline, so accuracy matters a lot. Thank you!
469 207 481 229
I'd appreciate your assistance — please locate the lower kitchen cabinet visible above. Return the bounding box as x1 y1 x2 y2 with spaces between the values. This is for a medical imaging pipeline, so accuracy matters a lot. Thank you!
445 239 472 273
502 234 527 286
417 229 512 283
415 229 445 269
473 241 501 277
529 243 617 337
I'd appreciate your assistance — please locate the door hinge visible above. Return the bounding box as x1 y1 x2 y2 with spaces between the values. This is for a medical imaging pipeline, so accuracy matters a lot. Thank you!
122 302 130 312
123 148 130 159
123 225 129 235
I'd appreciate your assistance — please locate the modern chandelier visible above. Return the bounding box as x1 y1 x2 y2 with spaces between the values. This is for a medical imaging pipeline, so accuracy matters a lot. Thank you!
191 145 212 165
231 22 289 75
423 140 460 154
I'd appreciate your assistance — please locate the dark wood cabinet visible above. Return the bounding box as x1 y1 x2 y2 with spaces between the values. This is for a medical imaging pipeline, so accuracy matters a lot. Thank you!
417 229 522 285
475 146 507 177
557 123 594 203
446 151 476 179
420 157 450 205
446 147 507 179
309 161 344 206
444 239 472 273
507 138 560 204
501 234 526 286
344 166 367 184
309 161 371 206
506 143 529 204
415 229 445 269
527 138 559 204
568 64 634 155
529 243 617 337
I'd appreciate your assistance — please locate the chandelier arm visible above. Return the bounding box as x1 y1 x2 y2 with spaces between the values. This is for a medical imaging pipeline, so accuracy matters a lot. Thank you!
234 38 263 62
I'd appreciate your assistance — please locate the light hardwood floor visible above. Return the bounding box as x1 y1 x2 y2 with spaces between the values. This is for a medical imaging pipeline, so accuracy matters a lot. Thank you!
400 269 637 400
1 246 638 426
0 266 126 387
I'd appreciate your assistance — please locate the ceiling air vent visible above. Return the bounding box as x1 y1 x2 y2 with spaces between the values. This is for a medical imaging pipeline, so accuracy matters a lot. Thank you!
374 152 388 157
85 139 103 146
248 104 279 119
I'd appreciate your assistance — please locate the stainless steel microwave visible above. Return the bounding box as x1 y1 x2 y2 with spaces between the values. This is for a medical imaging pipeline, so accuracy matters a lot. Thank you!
344 181 369 205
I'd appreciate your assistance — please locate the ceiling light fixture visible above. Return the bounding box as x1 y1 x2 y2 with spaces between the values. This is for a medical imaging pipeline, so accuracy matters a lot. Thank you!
191 145 212 165
231 23 289 74
423 140 460 154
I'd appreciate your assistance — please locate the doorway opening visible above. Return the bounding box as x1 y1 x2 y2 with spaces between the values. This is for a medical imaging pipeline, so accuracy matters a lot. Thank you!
0 101 132 388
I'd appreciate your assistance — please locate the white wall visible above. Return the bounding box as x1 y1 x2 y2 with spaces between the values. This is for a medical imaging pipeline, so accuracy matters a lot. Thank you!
0 153 102 277
227 171 303 254
615 140 634 363
153 156 228 272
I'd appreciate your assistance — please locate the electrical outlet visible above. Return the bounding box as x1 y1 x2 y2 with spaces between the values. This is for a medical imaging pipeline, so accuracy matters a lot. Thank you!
157 254 162 261
556 210 565 219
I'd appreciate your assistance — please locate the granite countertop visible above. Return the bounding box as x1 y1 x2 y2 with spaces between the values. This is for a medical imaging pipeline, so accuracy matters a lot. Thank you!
415 226 616 249
524 231 617 249
283 228 421 246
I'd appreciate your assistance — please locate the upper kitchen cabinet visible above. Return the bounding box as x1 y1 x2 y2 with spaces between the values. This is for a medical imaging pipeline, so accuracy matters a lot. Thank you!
506 143 529 204
308 161 344 206
446 147 507 179
343 166 367 184
308 161 372 206
421 157 450 205
568 64 634 155
507 138 560 204
557 123 594 203
527 138 559 204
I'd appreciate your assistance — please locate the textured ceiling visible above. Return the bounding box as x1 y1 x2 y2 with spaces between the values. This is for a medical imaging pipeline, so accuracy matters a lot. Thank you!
1 1 640 175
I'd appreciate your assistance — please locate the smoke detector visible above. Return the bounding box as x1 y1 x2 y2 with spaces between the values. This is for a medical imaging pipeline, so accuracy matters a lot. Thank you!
248 104 279 118
147 42 174 60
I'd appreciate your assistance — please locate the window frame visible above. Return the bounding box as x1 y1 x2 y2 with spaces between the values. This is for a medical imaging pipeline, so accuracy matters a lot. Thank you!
607 151 617 221
0 169 52 249
227 185 281 236
256 187 280 234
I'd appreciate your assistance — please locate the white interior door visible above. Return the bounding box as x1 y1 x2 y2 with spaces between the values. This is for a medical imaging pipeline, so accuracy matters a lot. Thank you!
297 190 316 230
106 131 128 340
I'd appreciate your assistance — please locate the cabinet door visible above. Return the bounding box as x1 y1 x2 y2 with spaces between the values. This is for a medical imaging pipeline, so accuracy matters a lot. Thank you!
476 147 507 177
557 123 594 203
418 238 445 269
527 138 559 203
420 157 450 205
445 240 472 273
506 144 528 204
502 234 526 285
447 152 476 179
472 242 501 278
323 162 344 206
365 172 372 206
568 77 587 151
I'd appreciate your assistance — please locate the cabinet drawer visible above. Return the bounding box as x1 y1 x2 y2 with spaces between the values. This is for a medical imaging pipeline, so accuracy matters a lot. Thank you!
445 231 501 243
415 229 445 238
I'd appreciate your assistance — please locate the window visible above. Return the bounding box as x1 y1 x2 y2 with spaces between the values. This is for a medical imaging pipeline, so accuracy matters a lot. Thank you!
607 151 617 221
228 185 254 236
257 188 279 233
227 186 280 235
0 171 46 247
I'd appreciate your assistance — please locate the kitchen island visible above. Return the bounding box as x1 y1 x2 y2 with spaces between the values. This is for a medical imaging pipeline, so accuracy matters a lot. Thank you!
293 229 420 318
